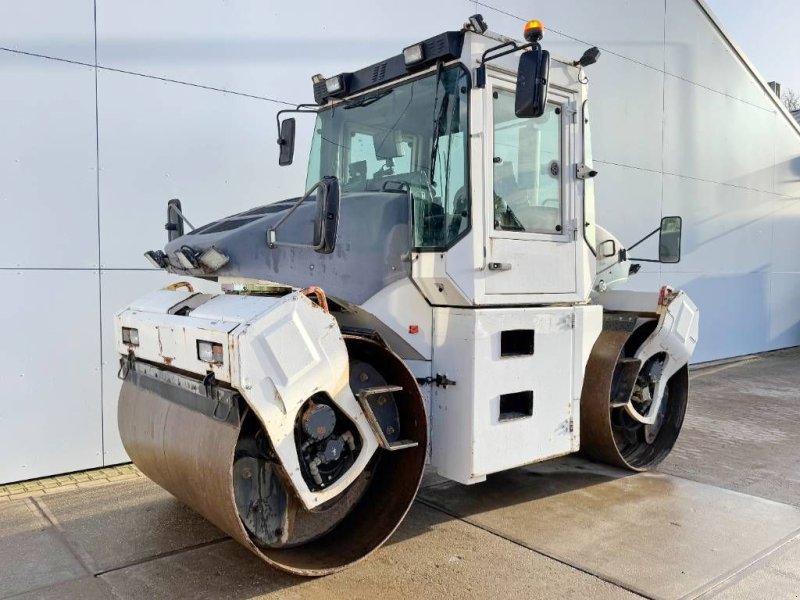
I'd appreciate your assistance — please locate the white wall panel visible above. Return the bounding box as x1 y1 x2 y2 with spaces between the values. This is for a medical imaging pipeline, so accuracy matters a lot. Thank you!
593 161 662 275
587 54 664 172
661 175 773 276
0 52 98 268
771 196 800 274
97 69 309 269
0 270 102 483
665 0 772 110
663 271 771 362
773 120 800 199
663 75 776 192
486 5 664 172
99 269 221 465
0 0 95 64
95 0 473 102
767 274 800 351
484 0 666 69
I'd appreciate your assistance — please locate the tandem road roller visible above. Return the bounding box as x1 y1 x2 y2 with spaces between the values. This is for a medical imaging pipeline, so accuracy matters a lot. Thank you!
116 16 699 575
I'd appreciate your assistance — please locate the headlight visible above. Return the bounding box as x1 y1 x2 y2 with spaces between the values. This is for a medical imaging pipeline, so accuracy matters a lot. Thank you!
122 327 139 346
197 340 224 364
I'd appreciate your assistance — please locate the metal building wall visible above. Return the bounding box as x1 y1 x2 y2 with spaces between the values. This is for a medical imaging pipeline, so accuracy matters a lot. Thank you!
1 0 798 482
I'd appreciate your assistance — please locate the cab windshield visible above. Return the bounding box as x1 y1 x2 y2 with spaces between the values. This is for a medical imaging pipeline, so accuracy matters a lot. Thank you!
305 66 470 249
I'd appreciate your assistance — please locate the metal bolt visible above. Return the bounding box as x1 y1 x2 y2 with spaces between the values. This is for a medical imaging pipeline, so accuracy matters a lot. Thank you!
242 468 252 480
359 371 369 382
386 426 396 436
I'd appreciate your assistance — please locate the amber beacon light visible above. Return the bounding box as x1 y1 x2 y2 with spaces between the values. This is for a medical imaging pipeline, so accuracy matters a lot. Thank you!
523 19 544 43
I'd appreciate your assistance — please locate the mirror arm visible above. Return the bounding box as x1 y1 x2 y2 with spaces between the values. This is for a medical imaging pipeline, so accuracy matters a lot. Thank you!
167 202 196 231
627 226 660 252
476 40 536 88
167 201 196 231
276 105 318 143
628 258 661 263
267 181 323 250
267 177 338 253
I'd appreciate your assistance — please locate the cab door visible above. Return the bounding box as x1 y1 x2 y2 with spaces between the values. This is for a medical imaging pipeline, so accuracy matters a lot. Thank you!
483 74 578 298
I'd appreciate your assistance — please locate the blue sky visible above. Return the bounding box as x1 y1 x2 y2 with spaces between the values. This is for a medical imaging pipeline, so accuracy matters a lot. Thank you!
706 0 800 95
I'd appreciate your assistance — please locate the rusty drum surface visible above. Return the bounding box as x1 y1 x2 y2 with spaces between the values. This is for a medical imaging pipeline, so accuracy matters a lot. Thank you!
580 327 689 471
118 336 427 576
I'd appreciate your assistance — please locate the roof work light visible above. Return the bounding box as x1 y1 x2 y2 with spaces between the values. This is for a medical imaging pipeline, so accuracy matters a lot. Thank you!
523 19 544 43
403 43 425 66
325 75 345 95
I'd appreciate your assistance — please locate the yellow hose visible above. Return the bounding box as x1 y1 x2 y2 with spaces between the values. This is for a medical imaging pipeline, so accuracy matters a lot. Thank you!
164 281 194 292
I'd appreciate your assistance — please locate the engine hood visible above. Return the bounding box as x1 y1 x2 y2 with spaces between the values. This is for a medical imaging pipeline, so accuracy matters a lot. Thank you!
161 191 411 305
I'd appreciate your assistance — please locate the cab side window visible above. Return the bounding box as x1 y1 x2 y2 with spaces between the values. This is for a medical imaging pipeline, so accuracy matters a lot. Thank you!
492 89 562 234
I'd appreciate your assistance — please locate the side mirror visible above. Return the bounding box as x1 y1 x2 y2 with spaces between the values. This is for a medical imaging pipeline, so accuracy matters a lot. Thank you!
165 198 184 242
278 118 296 166
313 176 340 254
658 216 682 263
515 48 550 118
267 176 340 254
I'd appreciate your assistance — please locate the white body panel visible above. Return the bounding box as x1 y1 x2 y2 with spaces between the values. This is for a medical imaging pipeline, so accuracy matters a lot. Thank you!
115 289 379 509
430 304 602 484
360 279 434 360
233 294 379 509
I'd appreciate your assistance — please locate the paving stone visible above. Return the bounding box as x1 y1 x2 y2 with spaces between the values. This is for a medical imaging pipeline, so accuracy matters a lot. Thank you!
662 348 800 507
44 484 79 494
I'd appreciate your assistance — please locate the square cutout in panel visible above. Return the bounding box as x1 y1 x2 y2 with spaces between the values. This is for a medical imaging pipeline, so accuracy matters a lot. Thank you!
499 391 533 421
500 329 534 357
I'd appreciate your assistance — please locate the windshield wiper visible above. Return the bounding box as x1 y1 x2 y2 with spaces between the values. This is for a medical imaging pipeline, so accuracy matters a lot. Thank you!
428 95 449 183
428 65 449 185
343 89 393 109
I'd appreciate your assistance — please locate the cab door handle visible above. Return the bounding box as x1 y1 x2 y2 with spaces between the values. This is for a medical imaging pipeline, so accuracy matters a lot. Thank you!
488 262 512 271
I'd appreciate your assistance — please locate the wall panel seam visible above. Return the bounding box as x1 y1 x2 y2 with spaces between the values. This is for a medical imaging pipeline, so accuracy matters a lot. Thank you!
594 159 782 195
0 46 293 106
94 0 106 465
0 267 160 272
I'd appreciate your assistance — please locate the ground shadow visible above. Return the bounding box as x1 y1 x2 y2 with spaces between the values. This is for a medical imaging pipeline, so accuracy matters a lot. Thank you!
407 455 635 532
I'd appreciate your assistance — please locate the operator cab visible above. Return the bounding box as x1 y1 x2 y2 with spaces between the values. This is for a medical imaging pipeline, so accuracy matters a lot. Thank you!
272 16 598 306
153 16 602 308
